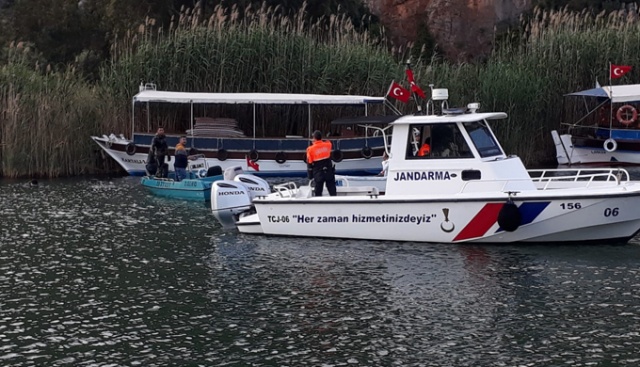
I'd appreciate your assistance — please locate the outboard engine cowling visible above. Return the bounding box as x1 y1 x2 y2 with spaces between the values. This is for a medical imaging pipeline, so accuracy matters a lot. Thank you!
211 181 253 228
234 174 270 199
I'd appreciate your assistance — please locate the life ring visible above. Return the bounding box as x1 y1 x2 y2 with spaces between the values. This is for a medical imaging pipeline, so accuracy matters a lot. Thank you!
125 143 136 155
604 138 617 152
249 149 259 162
616 105 637 126
331 149 344 163
217 148 229 161
275 151 287 164
361 146 373 159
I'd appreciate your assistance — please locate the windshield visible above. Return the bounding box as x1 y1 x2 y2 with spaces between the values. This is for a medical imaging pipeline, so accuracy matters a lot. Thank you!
463 120 503 158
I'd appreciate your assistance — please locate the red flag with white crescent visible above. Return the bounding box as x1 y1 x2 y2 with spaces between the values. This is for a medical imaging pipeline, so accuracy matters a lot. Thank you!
611 64 632 79
405 68 427 99
246 155 260 171
386 81 410 103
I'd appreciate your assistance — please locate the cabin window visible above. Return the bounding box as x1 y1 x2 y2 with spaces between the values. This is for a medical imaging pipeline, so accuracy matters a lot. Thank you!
463 121 502 158
405 123 473 159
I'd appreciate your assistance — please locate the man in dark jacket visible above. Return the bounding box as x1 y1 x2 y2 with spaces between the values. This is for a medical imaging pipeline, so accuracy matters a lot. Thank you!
151 127 169 178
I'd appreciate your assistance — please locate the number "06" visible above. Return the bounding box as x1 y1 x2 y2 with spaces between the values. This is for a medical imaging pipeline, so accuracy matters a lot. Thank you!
604 208 619 217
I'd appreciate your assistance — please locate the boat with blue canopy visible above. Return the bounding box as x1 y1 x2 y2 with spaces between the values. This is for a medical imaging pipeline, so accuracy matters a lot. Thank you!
553 83 640 165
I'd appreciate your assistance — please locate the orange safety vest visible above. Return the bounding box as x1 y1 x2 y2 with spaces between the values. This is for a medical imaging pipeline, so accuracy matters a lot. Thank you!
418 143 430 156
307 139 332 164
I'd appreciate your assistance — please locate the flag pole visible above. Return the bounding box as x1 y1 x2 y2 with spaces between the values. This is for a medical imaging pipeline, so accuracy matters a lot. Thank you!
608 62 613 139
405 60 423 114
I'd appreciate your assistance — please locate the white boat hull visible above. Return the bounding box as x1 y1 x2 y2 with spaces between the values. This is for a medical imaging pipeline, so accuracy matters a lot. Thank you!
92 135 383 177
244 190 640 243
552 130 640 165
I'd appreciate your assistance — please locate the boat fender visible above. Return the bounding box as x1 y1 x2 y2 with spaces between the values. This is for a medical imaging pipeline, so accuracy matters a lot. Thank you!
125 143 137 156
361 146 373 159
616 105 637 126
332 149 344 163
249 149 259 162
275 151 287 164
497 200 521 232
218 148 229 161
604 138 617 153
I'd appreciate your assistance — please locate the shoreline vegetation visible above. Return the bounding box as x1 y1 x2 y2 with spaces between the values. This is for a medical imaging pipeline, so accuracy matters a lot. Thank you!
1 4 640 178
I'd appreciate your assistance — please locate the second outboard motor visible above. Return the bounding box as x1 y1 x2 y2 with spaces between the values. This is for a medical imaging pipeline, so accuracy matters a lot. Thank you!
234 174 271 199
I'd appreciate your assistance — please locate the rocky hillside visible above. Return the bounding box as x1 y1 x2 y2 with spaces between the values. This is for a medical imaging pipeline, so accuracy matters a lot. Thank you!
365 0 533 61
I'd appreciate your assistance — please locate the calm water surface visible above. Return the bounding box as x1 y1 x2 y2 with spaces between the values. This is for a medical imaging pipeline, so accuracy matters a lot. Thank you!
2 176 640 366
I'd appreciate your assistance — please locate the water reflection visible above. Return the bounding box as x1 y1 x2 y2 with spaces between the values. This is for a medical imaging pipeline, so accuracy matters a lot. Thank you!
1 177 640 366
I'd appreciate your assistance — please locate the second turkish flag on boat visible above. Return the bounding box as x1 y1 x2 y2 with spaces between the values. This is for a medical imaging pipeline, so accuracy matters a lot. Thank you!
405 68 426 99
611 64 632 79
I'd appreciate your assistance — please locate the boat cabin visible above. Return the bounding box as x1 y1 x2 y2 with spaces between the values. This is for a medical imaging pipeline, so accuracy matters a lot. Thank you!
384 108 537 196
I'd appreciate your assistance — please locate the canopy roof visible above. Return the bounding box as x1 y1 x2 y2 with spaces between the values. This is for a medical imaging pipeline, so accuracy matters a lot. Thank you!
566 84 640 103
331 115 401 125
133 90 386 105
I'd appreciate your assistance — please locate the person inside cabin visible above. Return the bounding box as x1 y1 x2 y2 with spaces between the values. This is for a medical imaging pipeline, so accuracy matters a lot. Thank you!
173 136 193 181
306 130 337 196
417 137 431 157
379 151 389 176
151 127 169 178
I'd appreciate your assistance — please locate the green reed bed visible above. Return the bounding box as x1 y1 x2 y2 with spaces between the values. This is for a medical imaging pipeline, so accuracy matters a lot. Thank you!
100 3 401 137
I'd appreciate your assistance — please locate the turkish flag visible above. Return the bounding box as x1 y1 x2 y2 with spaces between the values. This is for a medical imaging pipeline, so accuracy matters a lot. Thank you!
246 156 259 171
405 68 427 99
386 81 410 103
611 64 632 79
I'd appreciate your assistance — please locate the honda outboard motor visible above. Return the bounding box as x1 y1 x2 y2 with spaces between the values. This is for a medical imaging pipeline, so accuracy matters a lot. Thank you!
234 174 270 199
224 165 244 180
211 167 271 228
211 181 253 229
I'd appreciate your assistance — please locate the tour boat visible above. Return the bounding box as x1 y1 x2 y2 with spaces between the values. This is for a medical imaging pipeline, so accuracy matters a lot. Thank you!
552 84 640 165
210 88 640 244
92 83 398 177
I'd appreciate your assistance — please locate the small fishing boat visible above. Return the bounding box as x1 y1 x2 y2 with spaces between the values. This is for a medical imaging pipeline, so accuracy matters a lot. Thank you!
552 83 640 165
92 83 399 177
141 165 224 201
210 88 640 244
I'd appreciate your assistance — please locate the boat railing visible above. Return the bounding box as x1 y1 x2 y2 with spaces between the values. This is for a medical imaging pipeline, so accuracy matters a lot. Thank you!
458 168 630 194
528 168 630 188
273 182 299 198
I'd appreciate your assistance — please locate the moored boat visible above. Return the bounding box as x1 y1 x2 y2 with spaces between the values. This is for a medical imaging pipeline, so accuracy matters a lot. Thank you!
210 88 640 244
141 165 224 201
552 84 640 165
92 83 399 177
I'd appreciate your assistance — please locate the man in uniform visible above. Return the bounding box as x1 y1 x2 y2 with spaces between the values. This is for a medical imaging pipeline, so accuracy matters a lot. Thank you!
306 130 337 196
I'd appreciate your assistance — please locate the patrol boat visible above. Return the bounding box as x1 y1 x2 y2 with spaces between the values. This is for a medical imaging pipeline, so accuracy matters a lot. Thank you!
211 89 640 243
